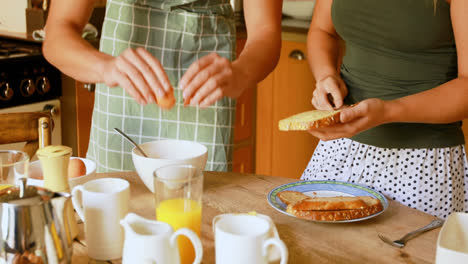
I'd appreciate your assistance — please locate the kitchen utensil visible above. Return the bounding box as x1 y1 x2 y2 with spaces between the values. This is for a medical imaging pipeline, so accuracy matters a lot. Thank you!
379 218 444 248
213 214 288 264
71 178 130 260
120 213 203 264
114 128 149 157
36 145 80 239
36 145 72 192
133 139 207 193
154 164 203 264
0 178 74 263
268 180 388 223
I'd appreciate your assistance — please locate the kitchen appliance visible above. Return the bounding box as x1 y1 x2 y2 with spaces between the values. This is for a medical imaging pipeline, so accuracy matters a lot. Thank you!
0 37 62 153
0 178 74 263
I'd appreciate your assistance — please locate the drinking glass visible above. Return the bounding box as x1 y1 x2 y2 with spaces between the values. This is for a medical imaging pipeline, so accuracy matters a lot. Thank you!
154 164 203 264
0 150 29 190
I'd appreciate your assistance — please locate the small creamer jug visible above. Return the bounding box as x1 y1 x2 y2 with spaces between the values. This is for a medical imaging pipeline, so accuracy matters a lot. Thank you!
120 213 203 264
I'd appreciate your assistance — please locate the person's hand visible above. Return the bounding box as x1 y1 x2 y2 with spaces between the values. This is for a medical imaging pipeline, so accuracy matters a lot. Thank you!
312 75 348 110
179 52 250 108
308 98 389 140
101 47 173 106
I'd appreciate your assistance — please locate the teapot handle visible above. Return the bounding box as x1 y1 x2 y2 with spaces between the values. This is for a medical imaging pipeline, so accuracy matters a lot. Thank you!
71 185 85 221
170 228 203 264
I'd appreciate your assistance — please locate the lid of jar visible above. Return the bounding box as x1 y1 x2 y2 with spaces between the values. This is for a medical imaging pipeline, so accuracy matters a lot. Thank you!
36 145 72 158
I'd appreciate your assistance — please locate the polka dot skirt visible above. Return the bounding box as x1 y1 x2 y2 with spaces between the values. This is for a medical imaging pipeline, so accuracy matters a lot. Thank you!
301 138 468 219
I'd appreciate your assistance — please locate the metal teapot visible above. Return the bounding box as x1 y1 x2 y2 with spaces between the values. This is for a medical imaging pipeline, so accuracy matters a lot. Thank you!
0 178 73 264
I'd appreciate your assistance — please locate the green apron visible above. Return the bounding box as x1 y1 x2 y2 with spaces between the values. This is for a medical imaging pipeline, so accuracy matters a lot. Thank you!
87 0 236 172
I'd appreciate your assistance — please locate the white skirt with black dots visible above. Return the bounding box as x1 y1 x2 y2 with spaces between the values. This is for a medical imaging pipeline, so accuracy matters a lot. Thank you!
301 138 468 219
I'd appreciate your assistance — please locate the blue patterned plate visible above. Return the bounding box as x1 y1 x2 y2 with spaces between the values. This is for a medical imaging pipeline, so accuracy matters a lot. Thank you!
267 180 388 223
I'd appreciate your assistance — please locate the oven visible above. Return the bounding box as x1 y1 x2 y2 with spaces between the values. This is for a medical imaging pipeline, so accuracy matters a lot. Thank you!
0 37 62 157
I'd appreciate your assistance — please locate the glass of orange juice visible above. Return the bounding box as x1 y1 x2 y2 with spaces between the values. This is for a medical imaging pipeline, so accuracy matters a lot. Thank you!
0 150 29 190
154 164 203 264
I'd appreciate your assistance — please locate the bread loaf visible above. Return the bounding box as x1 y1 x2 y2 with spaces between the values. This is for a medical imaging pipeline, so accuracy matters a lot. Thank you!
278 109 342 131
286 196 383 221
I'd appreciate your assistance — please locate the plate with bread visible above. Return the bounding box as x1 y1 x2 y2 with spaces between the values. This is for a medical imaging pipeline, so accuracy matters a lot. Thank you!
268 180 388 223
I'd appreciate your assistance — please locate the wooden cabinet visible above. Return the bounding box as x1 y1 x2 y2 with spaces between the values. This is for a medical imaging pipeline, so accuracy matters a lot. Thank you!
75 38 256 173
75 82 94 157
232 38 256 173
256 40 318 179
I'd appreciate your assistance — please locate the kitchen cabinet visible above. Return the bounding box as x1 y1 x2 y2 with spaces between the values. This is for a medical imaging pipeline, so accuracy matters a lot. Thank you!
75 38 256 173
75 82 94 157
256 40 318 179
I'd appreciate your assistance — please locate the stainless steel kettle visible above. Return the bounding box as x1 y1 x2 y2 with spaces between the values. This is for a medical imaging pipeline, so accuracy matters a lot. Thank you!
0 178 73 264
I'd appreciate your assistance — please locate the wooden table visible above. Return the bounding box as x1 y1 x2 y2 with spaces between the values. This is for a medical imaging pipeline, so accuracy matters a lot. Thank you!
72 171 440 264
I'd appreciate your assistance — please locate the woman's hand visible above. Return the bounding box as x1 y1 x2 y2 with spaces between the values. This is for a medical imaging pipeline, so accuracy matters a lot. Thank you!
101 47 172 105
308 98 391 140
179 52 252 108
312 75 348 110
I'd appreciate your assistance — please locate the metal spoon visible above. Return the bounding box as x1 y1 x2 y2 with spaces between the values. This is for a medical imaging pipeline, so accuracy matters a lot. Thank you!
113 128 149 157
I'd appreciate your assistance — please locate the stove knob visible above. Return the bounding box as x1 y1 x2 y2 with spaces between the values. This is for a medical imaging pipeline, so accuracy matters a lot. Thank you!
20 79 36 97
36 76 51 94
0 82 13 101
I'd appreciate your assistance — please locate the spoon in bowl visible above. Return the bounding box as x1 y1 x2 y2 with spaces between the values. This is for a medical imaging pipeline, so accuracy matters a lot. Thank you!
113 128 149 158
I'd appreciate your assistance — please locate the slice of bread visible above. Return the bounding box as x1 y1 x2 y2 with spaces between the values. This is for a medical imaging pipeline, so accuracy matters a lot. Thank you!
286 196 383 221
292 196 369 211
277 191 310 205
278 109 342 131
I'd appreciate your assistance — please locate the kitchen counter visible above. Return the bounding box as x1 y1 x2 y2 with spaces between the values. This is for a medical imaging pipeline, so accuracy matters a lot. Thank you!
73 171 441 263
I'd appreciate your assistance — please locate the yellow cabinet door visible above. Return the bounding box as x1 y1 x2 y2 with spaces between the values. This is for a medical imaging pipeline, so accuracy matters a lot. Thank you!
256 41 319 179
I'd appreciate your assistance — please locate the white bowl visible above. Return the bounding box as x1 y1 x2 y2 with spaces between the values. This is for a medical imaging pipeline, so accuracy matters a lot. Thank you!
436 212 468 263
28 157 97 189
282 0 316 21
132 140 208 193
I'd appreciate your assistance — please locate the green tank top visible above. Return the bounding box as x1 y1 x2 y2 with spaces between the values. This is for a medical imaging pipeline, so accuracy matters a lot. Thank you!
332 0 463 148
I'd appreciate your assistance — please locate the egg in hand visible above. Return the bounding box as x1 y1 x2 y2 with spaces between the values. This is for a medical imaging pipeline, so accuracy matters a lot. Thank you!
68 158 87 179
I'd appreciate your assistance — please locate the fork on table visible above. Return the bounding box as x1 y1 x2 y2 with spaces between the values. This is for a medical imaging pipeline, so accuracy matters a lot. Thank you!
378 218 445 248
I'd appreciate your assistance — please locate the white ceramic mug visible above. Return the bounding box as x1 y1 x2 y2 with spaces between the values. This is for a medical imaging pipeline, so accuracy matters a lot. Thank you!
71 178 130 260
120 213 203 264
213 214 288 264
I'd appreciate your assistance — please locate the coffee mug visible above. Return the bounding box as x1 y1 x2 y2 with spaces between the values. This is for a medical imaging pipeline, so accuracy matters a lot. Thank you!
213 214 288 264
71 178 130 260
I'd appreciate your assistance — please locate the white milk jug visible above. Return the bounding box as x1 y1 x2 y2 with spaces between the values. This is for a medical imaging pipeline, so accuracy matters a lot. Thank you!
120 213 203 264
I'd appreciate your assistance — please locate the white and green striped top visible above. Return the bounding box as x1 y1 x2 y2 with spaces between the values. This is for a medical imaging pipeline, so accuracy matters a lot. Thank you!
87 0 237 172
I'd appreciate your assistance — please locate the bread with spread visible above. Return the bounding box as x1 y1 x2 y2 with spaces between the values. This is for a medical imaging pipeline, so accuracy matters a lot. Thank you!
277 191 383 221
278 109 342 131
